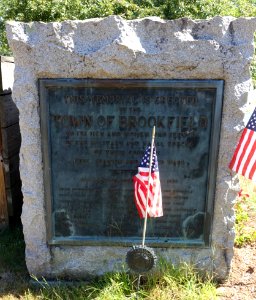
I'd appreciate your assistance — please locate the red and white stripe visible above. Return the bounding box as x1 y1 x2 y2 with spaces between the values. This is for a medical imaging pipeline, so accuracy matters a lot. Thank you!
133 167 163 218
229 128 256 181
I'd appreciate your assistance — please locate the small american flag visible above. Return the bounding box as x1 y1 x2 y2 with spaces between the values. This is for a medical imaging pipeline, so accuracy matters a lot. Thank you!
133 144 163 218
229 108 256 180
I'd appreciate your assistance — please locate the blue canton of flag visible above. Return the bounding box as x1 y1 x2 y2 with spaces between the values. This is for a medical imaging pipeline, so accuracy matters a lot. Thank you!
133 144 163 218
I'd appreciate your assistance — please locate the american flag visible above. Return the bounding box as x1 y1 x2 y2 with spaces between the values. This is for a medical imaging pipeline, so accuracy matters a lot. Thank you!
133 144 163 218
229 107 256 180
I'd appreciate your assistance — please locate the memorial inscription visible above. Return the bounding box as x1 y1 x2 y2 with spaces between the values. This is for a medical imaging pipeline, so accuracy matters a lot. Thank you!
40 79 223 246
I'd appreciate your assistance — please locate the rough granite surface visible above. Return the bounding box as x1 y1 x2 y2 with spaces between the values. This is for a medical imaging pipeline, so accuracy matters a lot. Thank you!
6 16 256 280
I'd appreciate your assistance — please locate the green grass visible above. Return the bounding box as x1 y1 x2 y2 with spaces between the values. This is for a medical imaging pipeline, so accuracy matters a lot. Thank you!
23 262 217 300
234 192 256 247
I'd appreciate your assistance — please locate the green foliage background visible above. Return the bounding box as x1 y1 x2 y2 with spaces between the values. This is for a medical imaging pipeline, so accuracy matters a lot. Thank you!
0 0 256 55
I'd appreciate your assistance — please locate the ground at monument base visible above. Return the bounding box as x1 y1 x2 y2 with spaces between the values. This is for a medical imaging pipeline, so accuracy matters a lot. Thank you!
0 233 255 299
217 245 256 299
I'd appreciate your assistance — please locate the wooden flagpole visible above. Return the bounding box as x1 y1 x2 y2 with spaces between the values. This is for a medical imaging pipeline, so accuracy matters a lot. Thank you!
142 126 155 247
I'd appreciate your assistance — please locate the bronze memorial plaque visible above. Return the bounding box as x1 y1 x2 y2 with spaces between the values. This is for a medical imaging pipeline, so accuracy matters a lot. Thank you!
39 79 223 246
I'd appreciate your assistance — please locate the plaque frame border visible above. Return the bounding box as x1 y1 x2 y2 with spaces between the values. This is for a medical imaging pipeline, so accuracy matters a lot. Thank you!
39 79 224 248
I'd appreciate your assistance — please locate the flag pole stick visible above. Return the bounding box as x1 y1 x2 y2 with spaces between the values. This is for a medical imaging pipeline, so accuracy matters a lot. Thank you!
142 126 155 247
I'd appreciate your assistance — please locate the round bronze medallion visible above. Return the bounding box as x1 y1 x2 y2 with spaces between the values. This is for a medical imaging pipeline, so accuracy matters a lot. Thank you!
126 245 157 274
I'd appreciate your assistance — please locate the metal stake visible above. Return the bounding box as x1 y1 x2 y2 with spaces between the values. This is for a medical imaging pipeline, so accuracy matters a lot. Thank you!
135 127 156 299
142 125 155 247
136 274 141 299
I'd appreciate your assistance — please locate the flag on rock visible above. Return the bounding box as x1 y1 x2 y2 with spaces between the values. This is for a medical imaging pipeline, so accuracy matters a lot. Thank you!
133 144 163 218
229 107 256 181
